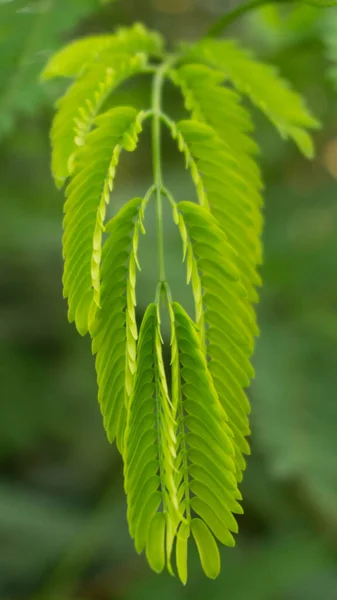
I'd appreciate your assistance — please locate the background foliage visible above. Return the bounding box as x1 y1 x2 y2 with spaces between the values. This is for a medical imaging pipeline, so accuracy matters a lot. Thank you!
1 0 337 598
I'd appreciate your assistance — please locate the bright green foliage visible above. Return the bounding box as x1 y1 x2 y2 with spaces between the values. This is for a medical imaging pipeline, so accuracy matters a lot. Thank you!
91 197 145 451
170 64 259 155
41 23 163 80
187 38 320 157
171 119 263 304
44 21 319 582
42 23 162 186
63 107 144 335
170 302 241 578
174 202 255 482
50 57 148 187
124 303 179 572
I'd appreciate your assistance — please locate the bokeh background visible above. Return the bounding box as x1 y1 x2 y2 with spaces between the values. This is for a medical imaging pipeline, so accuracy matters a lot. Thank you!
1 0 337 598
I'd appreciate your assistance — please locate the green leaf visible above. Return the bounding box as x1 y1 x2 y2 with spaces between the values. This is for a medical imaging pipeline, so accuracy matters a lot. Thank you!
124 304 179 565
191 518 221 580
63 107 143 336
91 196 144 450
41 22 163 80
171 119 262 306
176 522 190 585
170 63 259 156
0 0 106 137
169 301 240 580
175 201 254 481
146 512 166 573
186 38 320 157
50 55 148 186
45 18 321 582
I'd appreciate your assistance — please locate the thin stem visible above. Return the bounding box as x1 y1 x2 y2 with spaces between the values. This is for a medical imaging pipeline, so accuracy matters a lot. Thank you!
151 56 177 291
207 0 294 37
161 186 176 209
143 183 156 205
152 64 167 284
159 111 176 132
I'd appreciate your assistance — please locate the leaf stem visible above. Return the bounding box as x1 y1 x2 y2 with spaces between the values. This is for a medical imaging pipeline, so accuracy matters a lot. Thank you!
207 0 294 37
152 63 167 285
162 186 176 208
144 183 157 206
151 57 177 291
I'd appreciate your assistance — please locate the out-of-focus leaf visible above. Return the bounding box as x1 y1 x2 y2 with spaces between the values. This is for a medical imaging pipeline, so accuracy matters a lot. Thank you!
247 3 321 51
323 10 337 90
252 182 337 520
0 0 109 138
304 0 337 5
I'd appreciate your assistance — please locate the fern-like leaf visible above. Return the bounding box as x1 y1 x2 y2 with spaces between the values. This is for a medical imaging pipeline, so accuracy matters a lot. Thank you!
91 197 144 450
170 302 241 582
170 63 258 156
44 17 321 582
41 23 163 80
186 38 319 157
50 55 148 186
170 118 262 306
124 303 179 571
63 106 144 335
173 202 254 482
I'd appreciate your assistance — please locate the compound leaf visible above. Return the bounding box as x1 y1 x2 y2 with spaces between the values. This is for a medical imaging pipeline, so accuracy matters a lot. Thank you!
175 201 254 480
91 196 144 450
171 119 263 307
50 55 148 187
63 106 144 335
169 302 239 581
186 38 319 157
41 22 163 80
44 17 322 582
124 304 179 566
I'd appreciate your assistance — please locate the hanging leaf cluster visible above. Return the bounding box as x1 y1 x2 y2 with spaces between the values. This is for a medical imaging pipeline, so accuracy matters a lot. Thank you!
42 21 319 582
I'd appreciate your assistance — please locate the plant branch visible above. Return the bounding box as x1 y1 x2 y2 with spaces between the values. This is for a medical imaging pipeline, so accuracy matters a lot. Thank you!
162 186 176 208
207 0 294 37
152 64 167 285
151 57 176 288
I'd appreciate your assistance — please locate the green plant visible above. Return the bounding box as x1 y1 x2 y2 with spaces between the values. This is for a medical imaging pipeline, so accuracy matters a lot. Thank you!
42 2 331 583
0 0 118 138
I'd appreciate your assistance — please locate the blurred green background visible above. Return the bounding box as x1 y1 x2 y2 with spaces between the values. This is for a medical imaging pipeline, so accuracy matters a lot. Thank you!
1 0 337 598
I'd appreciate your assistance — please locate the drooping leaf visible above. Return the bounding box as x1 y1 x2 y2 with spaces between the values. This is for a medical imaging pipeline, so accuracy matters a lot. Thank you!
191 518 221 580
169 301 240 581
170 118 263 306
63 106 144 335
186 38 319 157
91 197 144 450
0 0 108 137
170 63 259 156
44 17 322 582
50 54 148 186
174 202 255 481
124 303 179 565
41 23 163 80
